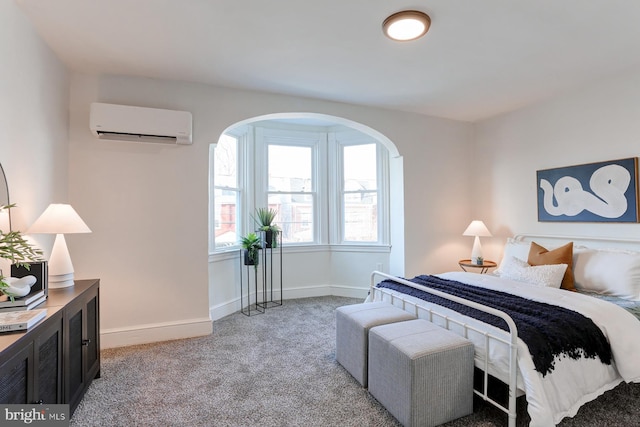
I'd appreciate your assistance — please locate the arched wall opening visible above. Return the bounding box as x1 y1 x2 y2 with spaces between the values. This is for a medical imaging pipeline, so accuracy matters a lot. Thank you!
208 112 405 320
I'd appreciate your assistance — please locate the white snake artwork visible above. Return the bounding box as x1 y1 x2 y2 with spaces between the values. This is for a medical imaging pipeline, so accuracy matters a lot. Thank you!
539 164 631 218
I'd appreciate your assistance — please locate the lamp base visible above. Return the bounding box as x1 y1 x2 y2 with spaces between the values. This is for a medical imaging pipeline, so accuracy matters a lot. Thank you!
470 236 483 265
48 273 75 289
47 234 76 289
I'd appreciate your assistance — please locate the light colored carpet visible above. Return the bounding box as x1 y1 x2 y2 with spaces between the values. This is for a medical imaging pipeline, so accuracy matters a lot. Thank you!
70 296 639 427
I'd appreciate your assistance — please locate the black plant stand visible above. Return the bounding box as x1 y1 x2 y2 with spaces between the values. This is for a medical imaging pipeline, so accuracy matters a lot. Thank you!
256 231 283 310
239 249 265 316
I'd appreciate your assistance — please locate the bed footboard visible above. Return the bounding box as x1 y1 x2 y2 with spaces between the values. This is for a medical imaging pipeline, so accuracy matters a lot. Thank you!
370 271 519 427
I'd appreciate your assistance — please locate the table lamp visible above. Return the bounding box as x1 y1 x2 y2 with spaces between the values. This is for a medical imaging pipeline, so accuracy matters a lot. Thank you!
27 204 91 288
462 220 492 265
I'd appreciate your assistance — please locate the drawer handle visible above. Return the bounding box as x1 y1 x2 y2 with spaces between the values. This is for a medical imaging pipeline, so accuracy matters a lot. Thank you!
82 339 91 346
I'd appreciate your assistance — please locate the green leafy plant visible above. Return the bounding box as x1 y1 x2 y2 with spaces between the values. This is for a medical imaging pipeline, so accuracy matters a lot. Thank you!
0 204 43 300
241 232 261 268
251 207 280 248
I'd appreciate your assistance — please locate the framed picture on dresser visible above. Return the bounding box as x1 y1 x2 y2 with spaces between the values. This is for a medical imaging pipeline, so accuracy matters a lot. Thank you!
11 261 48 296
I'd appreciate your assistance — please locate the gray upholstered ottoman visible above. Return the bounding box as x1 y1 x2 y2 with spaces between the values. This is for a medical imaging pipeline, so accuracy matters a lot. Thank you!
368 319 474 427
336 302 416 387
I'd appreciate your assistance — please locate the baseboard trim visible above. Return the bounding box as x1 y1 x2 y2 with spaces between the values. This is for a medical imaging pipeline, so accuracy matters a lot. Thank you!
101 317 213 349
100 286 368 348
210 285 368 321
329 285 369 299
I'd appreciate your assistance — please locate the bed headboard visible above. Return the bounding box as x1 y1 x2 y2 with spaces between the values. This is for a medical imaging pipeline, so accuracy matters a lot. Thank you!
513 234 640 252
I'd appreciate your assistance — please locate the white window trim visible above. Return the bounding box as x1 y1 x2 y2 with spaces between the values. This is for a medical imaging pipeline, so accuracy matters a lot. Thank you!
332 130 389 245
210 131 245 253
208 143 216 254
257 127 324 245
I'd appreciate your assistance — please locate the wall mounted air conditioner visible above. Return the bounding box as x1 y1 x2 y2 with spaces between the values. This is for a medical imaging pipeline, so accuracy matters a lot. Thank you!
89 103 193 145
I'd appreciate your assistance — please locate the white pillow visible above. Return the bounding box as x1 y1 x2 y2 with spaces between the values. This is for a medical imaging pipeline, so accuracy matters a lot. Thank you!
500 256 568 288
495 238 531 275
573 248 640 300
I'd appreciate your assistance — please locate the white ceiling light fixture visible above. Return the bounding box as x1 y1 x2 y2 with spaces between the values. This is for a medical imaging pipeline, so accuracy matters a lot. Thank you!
383 10 431 41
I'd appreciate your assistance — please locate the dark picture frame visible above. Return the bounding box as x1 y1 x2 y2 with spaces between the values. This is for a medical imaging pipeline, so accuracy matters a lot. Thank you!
11 261 48 297
537 157 639 223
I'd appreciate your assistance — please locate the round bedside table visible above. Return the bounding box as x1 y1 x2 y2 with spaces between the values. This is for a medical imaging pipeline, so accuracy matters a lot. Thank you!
458 259 497 274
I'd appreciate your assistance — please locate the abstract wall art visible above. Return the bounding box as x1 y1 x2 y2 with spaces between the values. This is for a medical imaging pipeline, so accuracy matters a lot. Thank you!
537 157 639 223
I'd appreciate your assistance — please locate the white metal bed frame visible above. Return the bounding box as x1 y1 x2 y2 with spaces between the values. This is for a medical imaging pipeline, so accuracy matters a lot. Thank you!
370 271 520 427
370 234 640 427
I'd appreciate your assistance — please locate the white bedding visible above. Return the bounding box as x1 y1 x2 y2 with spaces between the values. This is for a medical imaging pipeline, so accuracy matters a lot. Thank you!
371 271 640 426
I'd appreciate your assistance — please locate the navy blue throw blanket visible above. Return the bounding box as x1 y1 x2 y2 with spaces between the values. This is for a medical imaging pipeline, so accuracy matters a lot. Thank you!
378 275 612 376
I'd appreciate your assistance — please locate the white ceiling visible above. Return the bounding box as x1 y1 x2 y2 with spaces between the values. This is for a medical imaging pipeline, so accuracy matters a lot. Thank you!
16 0 640 122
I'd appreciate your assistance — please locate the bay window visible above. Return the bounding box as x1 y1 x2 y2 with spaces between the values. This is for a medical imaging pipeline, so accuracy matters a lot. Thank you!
210 124 388 253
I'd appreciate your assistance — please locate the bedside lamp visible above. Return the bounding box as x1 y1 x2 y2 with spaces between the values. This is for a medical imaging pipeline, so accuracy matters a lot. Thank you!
27 204 91 289
463 220 492 265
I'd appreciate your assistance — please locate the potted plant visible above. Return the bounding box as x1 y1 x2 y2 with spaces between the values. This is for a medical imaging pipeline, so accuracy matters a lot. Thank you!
241 232 261 268
252 207 280 248
0 204 43 301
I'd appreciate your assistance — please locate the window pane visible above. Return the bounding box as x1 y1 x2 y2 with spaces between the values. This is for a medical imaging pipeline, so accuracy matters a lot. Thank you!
268 145 312 192
344 144 376 191
344 192 377 242
268 193 313 243
214 188 238 248
214 135 237 188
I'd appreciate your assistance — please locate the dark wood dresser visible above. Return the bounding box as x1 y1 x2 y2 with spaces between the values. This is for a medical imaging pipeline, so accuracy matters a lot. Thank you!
0 279 100 415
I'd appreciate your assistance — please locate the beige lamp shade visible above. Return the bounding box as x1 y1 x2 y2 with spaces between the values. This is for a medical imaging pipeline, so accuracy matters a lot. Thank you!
27 204 91 288
462 220 492 264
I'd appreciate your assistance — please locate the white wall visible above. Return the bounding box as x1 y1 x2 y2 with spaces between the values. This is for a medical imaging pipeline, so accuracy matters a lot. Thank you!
209 246 391 320
475 69 640 262
0 2 69 272
68 74 474 346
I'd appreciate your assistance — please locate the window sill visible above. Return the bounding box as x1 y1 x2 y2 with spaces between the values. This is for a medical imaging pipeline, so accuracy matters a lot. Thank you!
209 243 391 263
